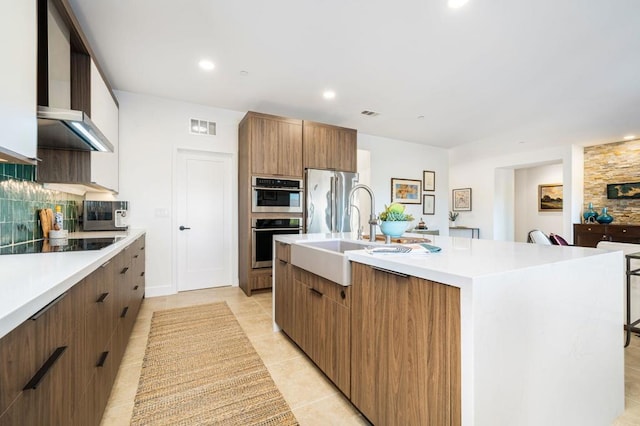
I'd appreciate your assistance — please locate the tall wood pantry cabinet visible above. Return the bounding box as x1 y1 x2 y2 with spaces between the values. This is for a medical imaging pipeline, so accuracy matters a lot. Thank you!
238 111 358 296
238 112 304 296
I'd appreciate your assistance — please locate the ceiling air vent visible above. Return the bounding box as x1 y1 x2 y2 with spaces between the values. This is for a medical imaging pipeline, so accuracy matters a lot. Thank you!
189 118 216 136
361 110 380 117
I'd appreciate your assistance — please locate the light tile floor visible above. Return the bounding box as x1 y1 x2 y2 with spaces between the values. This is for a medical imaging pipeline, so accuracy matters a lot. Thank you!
101 286 640 426
100 287 369 426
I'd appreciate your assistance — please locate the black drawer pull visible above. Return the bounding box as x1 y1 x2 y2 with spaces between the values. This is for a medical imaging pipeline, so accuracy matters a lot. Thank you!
96 351 109 367
140 246 145 251
340 290 346 299
372 266 409 278
23 346 67 390
134 254 139 259
141 272 145 277
121 307 129 318
30 292 68 320
310 288 323 297
97 292 109 303
121 267 129 274
134 285 139 290
279 259 288 265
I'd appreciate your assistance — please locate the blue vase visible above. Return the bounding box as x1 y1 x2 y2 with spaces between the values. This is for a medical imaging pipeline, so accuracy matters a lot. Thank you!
596 207 614 224
583 202 597 223
379 221 408 237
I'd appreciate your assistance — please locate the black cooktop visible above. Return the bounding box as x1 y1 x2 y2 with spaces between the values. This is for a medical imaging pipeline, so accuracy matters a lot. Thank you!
0 238 117 255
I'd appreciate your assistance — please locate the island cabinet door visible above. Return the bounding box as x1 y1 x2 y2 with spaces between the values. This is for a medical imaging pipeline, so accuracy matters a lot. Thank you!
274 242 294 334
301 269 351 397
350 263 461 426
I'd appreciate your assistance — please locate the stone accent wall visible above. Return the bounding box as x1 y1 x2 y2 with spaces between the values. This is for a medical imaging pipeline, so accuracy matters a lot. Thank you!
584 139 640 224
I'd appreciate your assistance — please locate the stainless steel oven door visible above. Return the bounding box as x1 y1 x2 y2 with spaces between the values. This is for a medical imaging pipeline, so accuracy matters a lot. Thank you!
252 187 303 213
251 227 301 268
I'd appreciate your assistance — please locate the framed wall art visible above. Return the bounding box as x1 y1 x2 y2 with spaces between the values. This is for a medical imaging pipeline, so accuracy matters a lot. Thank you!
423 170 435 191
538 184 563 211
391 178 421 204
607 182 640 199
452 188 472 211
423 194 435 215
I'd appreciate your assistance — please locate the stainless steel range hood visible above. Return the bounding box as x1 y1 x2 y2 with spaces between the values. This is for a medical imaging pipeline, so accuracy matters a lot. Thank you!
37 106 114 152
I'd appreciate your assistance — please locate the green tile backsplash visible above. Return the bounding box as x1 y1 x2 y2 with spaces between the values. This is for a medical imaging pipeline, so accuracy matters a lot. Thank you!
0 164 82 248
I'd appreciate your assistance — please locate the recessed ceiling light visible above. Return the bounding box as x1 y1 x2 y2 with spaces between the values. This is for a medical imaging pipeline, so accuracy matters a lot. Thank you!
417 115 425 119
323 90 336 100
198 59 215 71
361 110 380 117
623 135 636 140
240 70 249 76
448 0 469 9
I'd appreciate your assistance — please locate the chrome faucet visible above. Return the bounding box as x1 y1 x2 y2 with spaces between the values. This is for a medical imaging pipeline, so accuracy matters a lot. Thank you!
348 184 377 243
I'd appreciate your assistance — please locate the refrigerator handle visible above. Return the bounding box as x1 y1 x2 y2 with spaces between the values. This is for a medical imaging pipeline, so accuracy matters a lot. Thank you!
331 175 337 232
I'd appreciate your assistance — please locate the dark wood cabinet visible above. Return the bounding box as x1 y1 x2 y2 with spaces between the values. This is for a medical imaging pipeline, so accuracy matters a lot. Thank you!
0 234 145 426
573 224 640 247
303 120 357 172
350 263 461 426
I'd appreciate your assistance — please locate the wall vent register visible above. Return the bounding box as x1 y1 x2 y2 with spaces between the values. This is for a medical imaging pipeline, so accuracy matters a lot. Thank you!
189 118 216 136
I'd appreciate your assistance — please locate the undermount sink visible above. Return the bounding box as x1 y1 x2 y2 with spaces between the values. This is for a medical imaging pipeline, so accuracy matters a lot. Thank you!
290 240 372 286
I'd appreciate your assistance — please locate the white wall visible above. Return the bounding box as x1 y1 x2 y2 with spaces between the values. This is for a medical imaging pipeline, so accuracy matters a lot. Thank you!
116 91 244 297
514 163 563 242
358 134 449 233
449 143 584 242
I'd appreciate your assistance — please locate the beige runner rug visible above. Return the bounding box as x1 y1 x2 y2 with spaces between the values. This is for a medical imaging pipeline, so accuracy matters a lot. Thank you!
130 302 298 425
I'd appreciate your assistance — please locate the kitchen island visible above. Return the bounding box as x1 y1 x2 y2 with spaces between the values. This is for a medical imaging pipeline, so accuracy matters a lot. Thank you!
273 233 624 426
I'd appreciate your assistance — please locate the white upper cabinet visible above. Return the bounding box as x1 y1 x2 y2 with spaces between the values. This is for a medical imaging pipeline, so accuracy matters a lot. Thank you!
90 59 119 192
0 1 37 163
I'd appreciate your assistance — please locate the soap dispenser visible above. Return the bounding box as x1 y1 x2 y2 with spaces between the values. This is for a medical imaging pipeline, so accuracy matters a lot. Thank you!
54 205 64 230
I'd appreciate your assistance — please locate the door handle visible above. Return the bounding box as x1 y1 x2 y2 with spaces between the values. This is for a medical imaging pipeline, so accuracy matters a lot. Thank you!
179 226 191 231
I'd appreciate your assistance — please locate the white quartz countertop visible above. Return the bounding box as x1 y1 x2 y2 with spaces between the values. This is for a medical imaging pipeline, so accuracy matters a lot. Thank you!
275 232 613 288
0 229 145 339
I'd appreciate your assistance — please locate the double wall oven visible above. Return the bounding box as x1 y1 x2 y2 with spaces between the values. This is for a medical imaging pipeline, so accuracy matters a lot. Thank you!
251 176 304 269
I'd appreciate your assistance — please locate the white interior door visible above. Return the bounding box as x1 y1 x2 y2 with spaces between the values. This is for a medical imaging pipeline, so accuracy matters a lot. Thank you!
176 150 232 291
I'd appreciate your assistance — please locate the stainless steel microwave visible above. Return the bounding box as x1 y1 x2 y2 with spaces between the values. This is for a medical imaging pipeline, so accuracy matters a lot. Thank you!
251 176 303 213
82 201 129 231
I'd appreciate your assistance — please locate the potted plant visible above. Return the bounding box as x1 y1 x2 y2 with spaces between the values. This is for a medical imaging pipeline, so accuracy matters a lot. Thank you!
379 203 414 237
449 211 459 227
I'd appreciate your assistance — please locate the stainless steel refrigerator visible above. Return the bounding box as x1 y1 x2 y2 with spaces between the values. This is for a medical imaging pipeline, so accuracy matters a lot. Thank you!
305 168 359 233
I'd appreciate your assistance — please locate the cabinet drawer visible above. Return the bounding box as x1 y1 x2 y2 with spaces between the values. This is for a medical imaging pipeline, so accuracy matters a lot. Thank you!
275 241 290 263
0 320 36 415
607 226 640 243
295 268 350 307
574 224 607 234
252 272 273 290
